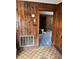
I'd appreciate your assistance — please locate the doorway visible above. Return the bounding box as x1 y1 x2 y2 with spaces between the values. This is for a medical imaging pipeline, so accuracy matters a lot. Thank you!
39 11 54 47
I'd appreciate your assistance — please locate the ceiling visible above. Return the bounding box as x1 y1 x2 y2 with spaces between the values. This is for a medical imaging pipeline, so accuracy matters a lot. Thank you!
18 0 62 4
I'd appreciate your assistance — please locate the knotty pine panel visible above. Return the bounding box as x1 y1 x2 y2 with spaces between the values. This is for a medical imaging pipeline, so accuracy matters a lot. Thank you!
17 1 39 47
53 3 62 52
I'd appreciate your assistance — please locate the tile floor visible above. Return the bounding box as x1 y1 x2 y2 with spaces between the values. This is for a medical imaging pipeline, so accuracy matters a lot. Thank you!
17 46 62 59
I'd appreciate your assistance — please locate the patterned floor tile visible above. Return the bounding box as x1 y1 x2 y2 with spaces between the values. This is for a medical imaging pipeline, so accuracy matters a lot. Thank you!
17 47 61 59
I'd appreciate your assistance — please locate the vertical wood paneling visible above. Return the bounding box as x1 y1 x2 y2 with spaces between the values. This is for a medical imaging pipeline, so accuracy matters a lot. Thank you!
17 1 40 47
57 3 62 51
35 7 39 47
16 1 62 49
52 11 57 46
53 3 62 52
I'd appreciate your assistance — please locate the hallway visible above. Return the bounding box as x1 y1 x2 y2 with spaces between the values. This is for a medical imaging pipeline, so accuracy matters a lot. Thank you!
16 1 62 59
39 14 53 47
17 46 61 59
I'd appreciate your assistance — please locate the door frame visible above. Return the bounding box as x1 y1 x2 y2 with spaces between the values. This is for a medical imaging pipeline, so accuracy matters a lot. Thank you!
37 9 55 47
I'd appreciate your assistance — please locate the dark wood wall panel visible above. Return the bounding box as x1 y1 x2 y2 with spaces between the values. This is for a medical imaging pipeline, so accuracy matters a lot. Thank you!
53 3 62 52
16 1 62 51
16 1 57 48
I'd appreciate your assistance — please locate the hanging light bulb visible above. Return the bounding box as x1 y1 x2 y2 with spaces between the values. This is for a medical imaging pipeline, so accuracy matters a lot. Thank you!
32 14 35 17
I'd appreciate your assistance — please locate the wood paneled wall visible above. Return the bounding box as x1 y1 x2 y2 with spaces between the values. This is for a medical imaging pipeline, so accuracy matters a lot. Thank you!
16 1 57 48
57 3 62 51
53 3 62 52
16 1 62 51
17 1 39 47
46 15 53 30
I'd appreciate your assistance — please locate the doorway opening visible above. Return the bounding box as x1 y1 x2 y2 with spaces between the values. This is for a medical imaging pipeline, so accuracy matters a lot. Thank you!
39 11 54 47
